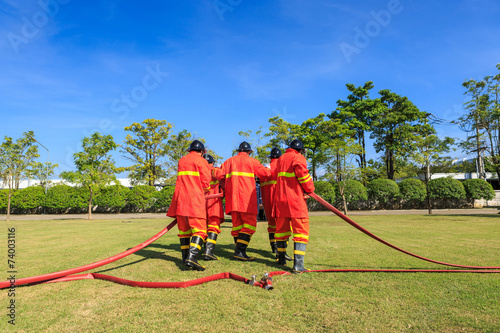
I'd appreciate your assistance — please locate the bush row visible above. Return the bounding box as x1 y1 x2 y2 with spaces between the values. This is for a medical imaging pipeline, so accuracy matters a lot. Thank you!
310 178 496 210
0 185 175 214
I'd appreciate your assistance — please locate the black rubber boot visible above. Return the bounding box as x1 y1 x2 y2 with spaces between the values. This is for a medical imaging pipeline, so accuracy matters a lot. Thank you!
292 242 310 274
233 236 238 245
276 240 288 266
185 235 206 271
203 232 219 260
233 233 255 261
285 240 293 261
269 233 278 256
179 237 190 263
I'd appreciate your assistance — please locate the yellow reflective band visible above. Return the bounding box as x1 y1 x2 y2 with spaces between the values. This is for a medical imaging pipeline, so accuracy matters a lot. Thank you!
294 250 305 256
178 171 200 176
207 239 216 244
208 224 220 230
210 180 219 185
278 172 296 178
180 245 190 250
192 228 206 234
297 174 310 180
293 233 309 240
277 248 287 252
261 180 277 186
243 223 256 231
270 239 276 243
232 225 243 231
299 175 312 184
237 239 249 245
190 243 202 250
275 231 291 238
179 230 192 235
268 224 276 228
204 187 210 190
226 171 255 178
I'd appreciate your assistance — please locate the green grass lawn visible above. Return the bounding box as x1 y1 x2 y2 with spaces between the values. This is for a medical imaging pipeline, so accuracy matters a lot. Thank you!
1 214 499 332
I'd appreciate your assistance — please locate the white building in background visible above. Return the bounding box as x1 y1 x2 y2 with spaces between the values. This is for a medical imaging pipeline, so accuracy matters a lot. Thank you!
5 178 136 190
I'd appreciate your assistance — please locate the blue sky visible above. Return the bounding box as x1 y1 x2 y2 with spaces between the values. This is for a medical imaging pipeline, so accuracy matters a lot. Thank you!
1 0 499 175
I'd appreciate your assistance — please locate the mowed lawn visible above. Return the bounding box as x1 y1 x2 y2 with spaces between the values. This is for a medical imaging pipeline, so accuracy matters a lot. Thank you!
1 213 499 332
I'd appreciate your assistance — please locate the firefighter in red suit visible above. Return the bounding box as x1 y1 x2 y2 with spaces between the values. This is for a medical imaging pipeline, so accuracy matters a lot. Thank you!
167 140 211 271
273 139 315 273
260 147 292 261
214 141 271 261
203 154 225 261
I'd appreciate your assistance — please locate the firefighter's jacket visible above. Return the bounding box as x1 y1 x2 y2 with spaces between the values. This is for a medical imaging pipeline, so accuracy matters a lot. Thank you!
260 157 279 219
214 152 271 215
207 166 224 219
272 148 315 218
167 151 211 219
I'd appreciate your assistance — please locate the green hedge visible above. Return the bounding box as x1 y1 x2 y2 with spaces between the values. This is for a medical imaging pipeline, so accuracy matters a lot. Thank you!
367 179 399 203
399 178 426 201
153 186 175 209
127 185 156 211
462 179 495 200
429 178 466 199
313 181 336 203
94 185 130 211
11 186 45 211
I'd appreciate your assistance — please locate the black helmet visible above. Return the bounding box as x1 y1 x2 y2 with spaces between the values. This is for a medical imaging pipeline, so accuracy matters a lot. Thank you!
237 141 252 152
289 139 304 151
268 147 282 159
187 140 205 152
203 154 215 164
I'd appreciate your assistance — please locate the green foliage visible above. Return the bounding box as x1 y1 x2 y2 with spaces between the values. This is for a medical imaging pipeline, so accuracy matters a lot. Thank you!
312 181 336 203
29 161 59 187
153 186 175 209
11 186 45 210
398 178 426 201
337 179 368 202
462 179 495 200
44 184 75 210
0 189 9 210
127 185 156 210
428 178 466 199
94 185 130 209
367 179 400 202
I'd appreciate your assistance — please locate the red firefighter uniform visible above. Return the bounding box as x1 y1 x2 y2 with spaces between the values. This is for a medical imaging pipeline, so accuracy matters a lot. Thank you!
167 151 211 241
214 152 271 238
260 157 279 234
273 148 315 243
206 166 225 235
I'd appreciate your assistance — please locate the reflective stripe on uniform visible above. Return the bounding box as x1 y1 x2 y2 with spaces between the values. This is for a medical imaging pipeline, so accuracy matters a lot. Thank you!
278 172 295 177
208 224 221 231
179 230 192 235
210 180 219 185
243 223 256 231
293 233 309 240
226 171 255 178
178 171 200 176
299 175 312 183
261 180 277 186
232 225 243 231
192 228 206 234
275 231 291 238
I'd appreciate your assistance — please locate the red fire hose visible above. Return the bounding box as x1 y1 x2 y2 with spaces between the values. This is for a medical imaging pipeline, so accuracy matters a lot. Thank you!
1 193 498 291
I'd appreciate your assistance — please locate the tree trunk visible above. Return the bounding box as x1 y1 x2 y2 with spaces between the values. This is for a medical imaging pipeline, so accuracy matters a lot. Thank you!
6 188 11 221
88 189 93 220
426 179 432 215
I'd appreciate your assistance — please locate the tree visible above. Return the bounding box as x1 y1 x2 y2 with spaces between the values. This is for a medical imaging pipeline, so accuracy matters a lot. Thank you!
122 119 173 186
29 161 58 189
370 90 428 180
237 127 269 163
163 130 220 185
60 133 120 220
456 64 500 181
266 116 301 149
0 131 39 221
332 81 380 184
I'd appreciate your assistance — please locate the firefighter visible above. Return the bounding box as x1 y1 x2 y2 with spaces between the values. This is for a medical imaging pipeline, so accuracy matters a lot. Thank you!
214 141 271 261
203 154 225 261
260 147 292 261
166 140 211 271
273 139 315 273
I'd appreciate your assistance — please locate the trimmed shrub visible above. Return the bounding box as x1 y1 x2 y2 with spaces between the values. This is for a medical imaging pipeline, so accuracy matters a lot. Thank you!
127 185 156 211
94 185 130 212
44 184 75 213
153 186 175 210
313 181 336 203
367 179 399 203
399 178 426 201
341 179 368 202
462 179 495 200
11 186 45 212
0 189 11 213
428 178 466 199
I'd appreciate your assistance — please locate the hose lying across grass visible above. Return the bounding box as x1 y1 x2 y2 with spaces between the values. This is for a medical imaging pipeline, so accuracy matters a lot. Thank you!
0 193 498 290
